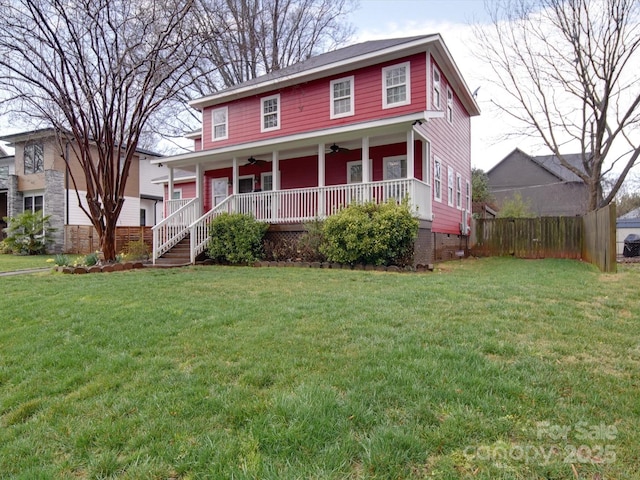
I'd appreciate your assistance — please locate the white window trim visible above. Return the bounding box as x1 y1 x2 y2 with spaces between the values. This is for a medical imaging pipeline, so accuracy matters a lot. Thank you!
330 75 355 119
433 66 441 110
434 157 442 203
447 166 454 207
456 173 462 209
383 155 407 180
382 61 411 109
346 160 363 184
447 87 453 123
23 191 45 213
422 141 431 185
260 94 281 132
171 188 182 200
212 106 229 141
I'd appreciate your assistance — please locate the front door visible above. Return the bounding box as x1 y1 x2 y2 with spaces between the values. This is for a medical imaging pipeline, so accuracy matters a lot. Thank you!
212 178 228 206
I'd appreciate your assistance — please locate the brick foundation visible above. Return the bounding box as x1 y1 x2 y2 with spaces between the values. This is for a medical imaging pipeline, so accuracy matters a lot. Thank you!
433 232 468 262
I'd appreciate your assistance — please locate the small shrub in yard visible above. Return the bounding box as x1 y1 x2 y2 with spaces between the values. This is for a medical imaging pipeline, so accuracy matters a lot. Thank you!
54 254 70 266
208 213 269 264
84 252 99 266
122 240 149 261
2 210 57 255
0 240 12 254
297 219 326 262
321 201 418 266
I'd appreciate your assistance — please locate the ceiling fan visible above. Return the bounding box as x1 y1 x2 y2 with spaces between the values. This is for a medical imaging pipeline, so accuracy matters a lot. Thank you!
327 143 350 154
244 156 268 166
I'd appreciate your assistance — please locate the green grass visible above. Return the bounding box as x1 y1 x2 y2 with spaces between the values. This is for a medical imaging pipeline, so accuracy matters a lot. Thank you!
0 253 55 272
1 258 639 479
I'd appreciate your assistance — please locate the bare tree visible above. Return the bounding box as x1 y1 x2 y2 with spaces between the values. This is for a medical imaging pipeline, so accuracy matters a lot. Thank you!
0 0 202 260
475 0 640 210
145 0 356 151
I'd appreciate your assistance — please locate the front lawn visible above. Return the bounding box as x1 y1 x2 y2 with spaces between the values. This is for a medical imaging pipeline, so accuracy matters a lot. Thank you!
1 258 639 478
0 253 55 272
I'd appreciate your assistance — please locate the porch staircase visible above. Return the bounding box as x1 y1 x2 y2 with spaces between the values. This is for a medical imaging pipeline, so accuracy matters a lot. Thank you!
153 234 193 267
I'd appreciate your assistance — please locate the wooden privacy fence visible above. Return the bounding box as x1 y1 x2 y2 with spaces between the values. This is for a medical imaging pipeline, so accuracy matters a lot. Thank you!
472 204 616 272
64 225 152 255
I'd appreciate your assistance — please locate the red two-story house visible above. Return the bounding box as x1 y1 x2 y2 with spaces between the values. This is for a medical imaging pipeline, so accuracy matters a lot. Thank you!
152 34 480 264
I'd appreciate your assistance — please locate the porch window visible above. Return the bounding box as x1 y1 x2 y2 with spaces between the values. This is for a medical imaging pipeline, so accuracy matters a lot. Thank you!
261 94 280 132
212 107 228 141
447 88 453 123
433 67 441 109
171 189 182 200
330 76 354 118
383 156 407 180
434 157 442 202
456 173 462 208
261 172 273 191
347 161 362 183
382 62 410 108
24 141 44 174
239 175 254 193
448 166 454 207
24 193 44 213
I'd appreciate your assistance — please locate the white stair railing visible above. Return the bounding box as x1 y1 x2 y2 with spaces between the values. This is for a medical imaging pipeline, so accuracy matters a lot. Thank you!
152 198 198 264
189 195 235 263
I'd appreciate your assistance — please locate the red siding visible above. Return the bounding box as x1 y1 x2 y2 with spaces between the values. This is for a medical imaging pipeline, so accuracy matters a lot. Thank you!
200 53 427 150
427 56 471 235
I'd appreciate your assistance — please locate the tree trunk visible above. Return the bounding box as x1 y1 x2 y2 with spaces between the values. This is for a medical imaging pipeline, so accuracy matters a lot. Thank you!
101 220 117 262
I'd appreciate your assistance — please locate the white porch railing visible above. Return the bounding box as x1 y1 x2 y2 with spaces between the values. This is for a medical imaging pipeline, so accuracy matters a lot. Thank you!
166 198 192 215
156 179 432 264
152 198 199 263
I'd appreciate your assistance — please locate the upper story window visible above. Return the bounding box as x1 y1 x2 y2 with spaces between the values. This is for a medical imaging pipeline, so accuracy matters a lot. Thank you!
382 62 410 108
330 76 354 118
261 94 280 132
212 107 228 141
448 166 454 207
447 88 454 122
433 67 441 109
24 141 44 174
434 157 442 202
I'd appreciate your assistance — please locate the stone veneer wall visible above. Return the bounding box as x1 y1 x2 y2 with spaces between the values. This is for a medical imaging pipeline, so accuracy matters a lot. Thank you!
7 175 22 218
44 170 65 253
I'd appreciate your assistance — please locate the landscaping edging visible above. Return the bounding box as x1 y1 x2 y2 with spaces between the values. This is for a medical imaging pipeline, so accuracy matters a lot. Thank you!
200 259 434 272
58 261 146 274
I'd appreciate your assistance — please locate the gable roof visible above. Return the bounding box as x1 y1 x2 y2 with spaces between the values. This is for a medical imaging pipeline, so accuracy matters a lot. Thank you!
190 34 480 117
488 148 586 183
619 207 640 220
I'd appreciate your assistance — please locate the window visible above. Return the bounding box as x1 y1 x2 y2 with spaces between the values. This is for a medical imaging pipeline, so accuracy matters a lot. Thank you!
433 67 441 109
0 165 8 187
261 94 280 132
212 107 228 141
382 62 410 108
239 175 254 193
447 166 454 206
383 156 407 180
330 76 354 118
24 141 44 174
447 88 453 123
140 208 146 227
24 194 44 213
466 180 471 212
434 157 442 202
456 173 462 208
347 161 362 184
211 178 228 206
422 141 431 185
261 172 273 191
171 189 182 200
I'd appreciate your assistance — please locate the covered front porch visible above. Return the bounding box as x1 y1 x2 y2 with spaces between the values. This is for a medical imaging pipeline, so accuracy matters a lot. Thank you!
152 112 436 264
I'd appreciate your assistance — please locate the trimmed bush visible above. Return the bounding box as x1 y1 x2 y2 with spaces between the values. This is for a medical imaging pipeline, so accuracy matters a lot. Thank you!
208 213 269 264
320 201 418 266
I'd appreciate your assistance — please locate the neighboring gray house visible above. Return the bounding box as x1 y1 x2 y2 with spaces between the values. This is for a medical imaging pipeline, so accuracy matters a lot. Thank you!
0 145 15 238
617 207 640 255
487 148 589 216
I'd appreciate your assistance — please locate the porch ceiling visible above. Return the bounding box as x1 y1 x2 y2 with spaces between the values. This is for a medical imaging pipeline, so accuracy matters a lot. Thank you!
153 112 428 171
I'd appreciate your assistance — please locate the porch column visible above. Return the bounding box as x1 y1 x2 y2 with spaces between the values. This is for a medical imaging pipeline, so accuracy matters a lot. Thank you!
271 151 279 221
167 167 174 216
362 136 370 202
232 157 239 195
195 163 203 216
318 143 325 217
406 130 415 179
